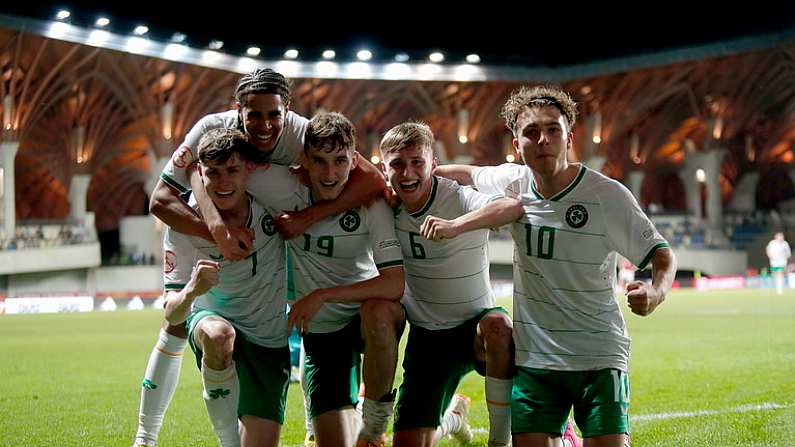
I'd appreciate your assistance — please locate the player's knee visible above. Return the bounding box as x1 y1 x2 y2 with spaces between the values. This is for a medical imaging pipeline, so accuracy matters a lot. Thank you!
199 321 236 355
480 312 513 347
361 299 403 337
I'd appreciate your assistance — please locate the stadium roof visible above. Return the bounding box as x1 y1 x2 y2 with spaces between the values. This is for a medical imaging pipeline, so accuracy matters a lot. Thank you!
3 2 794 69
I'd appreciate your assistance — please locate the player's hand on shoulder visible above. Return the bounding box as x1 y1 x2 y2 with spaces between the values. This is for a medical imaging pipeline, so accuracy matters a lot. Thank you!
275 210 312 240
421 215 459 241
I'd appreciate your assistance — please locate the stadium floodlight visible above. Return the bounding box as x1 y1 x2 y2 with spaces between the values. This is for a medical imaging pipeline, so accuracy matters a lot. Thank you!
394 53 410 62
133 25 149 36
284 49 299 59
322 49 336 60
55 10 70 20
208 40 224 50
170 32 186 43
247 46 261 57
429 52 444 63
357 49 372 61
95 17 110 27
466 54 481 64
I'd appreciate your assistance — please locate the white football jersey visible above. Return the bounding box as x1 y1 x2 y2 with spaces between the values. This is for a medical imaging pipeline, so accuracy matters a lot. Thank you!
395 176 503 330
163 195 287 348
247 165 403 333
474 163 670 372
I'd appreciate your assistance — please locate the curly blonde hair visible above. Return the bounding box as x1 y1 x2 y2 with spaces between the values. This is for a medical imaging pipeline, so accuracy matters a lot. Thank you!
501 85 578 135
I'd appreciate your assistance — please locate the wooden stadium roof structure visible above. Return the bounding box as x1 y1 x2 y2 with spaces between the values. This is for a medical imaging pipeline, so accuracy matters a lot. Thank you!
1 15 795 229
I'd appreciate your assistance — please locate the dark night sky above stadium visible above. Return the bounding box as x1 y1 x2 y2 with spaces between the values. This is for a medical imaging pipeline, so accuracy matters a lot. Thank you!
3 1 794 66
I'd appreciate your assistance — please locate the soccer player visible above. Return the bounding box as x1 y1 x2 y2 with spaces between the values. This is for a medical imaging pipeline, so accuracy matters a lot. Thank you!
247 111 405 447
160 128 289 447
150 67 385 256
436 85 677 447
136 68 384 445
379 121 522 447
766 231 791 294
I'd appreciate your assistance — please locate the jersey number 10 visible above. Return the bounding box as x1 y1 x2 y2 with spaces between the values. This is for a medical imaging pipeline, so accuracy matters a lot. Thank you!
524 224 556 259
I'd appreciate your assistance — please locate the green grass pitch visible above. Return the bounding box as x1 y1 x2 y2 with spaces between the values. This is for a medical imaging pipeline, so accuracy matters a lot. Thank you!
1 288 793 446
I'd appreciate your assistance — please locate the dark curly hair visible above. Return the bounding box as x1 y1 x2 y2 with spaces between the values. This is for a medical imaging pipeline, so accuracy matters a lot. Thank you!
501 85 578 135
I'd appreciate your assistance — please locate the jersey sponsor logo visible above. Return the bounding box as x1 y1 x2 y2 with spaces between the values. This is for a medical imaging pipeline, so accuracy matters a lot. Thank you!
172 146 194 169
565 204 588 228
642 225 655 240
164 250 176 273
261 214 276 236
339 210 361 232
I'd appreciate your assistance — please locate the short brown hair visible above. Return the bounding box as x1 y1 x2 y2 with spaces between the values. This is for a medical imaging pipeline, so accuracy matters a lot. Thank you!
305 111 357 153
379 121 435 156
197 128 258 164
501 85 578 135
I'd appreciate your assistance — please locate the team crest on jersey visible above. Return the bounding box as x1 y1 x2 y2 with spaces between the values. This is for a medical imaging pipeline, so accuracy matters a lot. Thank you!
565 204 588 228
261 214 276 236
172 146 194 169
339 210 361 232
164 250 176 273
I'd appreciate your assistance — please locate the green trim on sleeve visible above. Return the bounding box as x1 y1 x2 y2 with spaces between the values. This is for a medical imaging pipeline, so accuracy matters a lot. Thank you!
376 259 404 270
160 172 189 194
164 283 187 291
637 242 671 270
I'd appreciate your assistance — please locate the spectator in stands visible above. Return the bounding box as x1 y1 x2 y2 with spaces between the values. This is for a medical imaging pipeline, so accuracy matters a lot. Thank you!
766 231 791 295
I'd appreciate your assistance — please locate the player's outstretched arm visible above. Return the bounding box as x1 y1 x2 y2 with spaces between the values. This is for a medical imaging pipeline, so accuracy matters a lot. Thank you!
433 164 479 186
287 266 404 334
421 198 523 241
275 153 386 239
164 260 220 325
626 247 676 316
149 178 214 242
